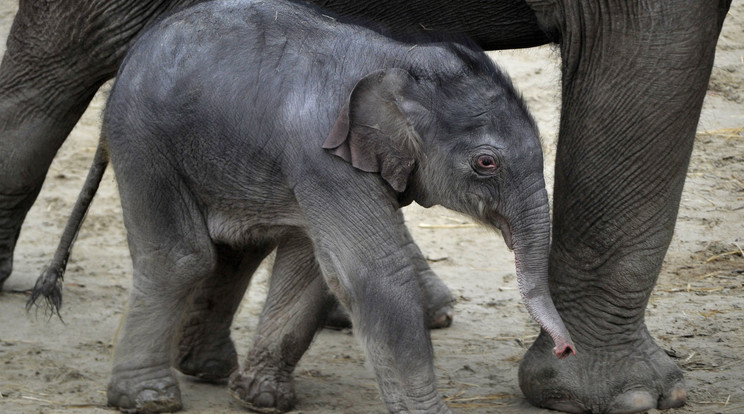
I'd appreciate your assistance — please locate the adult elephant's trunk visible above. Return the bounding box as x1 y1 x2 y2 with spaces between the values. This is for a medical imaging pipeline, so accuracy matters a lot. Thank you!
499 187 575 359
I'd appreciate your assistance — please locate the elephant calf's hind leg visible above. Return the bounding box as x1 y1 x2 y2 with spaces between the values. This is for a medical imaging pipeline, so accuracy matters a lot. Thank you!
175 243 275 382
230 234 333 413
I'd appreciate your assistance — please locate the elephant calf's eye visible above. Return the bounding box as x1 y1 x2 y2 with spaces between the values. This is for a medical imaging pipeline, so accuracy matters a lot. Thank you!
474 154 499 175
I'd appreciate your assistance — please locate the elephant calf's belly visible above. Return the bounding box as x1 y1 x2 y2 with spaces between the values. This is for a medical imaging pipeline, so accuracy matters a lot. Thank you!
206 203 306 247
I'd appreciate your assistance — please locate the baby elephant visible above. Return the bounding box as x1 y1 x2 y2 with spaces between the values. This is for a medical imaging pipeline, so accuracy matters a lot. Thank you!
73 0 575 412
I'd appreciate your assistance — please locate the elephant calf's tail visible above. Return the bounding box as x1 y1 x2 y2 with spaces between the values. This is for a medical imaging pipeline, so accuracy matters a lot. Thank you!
27 138 110 318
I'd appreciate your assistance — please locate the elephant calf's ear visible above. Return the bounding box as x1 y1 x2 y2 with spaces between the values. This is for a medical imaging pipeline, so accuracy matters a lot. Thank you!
323 69 424 193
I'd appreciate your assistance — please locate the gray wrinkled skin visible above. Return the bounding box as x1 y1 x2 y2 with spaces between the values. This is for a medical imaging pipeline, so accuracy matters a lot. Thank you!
0 0 732 412
98 0 567 412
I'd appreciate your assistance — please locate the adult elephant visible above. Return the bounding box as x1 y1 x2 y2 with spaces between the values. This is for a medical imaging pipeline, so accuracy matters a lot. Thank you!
0 0 731 413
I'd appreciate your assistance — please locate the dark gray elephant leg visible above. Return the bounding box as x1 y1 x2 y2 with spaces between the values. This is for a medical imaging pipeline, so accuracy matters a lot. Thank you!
325 209 454 330
519 1 731 413
0 15 100 288
0 0 198 289
394 210 455 328
108 171 221 412
108 249 215 412
175 243 275 383
230 234 334 413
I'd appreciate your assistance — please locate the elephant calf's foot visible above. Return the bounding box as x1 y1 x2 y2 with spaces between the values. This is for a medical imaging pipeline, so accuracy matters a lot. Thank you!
426 299 454 329
419 269 455 329
324 293 454 330
229 367 296 414
174 336 238 382
519 331 686 413
107 368 182 413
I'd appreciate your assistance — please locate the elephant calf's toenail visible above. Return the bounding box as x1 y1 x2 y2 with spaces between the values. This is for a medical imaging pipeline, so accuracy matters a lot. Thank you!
659 384 687 409
609 390 655 413
255 392 276 407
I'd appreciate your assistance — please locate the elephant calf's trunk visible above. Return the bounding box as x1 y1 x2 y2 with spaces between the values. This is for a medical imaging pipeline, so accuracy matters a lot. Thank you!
515 259 576 359
507 209 575 359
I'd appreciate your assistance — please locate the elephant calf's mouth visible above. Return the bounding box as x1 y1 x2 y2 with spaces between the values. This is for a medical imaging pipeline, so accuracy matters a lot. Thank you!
488 212 513 250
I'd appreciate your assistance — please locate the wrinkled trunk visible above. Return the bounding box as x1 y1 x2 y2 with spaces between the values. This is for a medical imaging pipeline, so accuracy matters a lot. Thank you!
503 190 575 359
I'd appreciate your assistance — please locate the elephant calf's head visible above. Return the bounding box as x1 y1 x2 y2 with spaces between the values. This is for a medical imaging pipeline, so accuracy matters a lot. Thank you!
324 42 575 359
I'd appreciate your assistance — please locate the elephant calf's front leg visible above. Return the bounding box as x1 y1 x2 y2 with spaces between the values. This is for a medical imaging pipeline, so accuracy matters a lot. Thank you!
319 243 448 413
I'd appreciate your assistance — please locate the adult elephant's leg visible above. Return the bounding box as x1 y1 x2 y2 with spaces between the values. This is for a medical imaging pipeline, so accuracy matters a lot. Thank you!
519 2 731 413
0 0 196 289
174 243 275 382
0 6 101 288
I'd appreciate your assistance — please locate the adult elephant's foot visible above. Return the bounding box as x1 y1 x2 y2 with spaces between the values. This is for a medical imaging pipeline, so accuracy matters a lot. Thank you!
107 367 182 413
519 329 686 413
229 366 295 414
174 331 238 382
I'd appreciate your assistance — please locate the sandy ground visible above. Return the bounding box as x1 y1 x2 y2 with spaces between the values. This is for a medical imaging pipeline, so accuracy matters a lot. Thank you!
0 1 742 413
